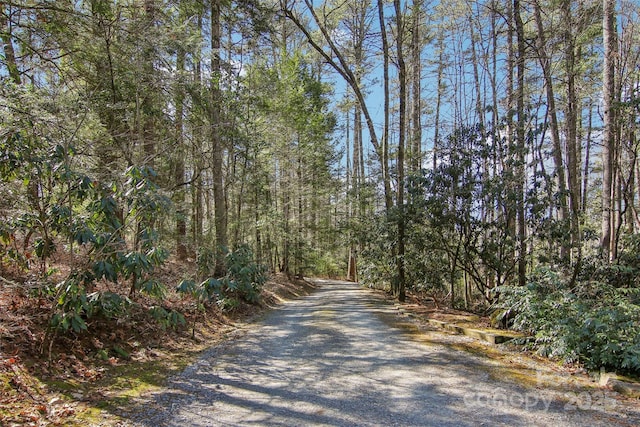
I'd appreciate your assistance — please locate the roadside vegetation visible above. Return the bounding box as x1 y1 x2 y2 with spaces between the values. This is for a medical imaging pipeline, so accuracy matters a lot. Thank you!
0 266 313 426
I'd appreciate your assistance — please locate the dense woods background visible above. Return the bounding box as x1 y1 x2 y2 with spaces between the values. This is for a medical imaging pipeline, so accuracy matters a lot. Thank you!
2 0 640 374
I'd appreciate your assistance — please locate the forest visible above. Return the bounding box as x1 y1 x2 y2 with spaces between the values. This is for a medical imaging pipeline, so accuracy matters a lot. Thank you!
1 0 640 380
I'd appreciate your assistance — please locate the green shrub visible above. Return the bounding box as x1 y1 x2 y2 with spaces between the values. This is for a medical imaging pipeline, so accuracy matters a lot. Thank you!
178 245 267 310
225 244 268 304
44 166 171 333
357 213 395 290
495 266 640 374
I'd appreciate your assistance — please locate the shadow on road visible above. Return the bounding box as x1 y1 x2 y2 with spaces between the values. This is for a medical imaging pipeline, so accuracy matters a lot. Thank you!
118 280 631 426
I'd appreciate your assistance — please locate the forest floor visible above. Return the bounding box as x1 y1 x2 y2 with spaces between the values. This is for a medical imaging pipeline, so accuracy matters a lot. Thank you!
1 272 639 425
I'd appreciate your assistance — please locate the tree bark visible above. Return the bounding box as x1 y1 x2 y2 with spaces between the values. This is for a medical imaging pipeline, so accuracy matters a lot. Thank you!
433 33 444 171
601 0 617 261
410 0 423 173
394 0 406 302
514 0 527 286
142 0 156 168
561 0 582 262
174 43 187 260
211 0 228 276
377 0 393 211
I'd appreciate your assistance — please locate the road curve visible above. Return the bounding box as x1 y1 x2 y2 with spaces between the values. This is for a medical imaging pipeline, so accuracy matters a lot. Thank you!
121 279 637 426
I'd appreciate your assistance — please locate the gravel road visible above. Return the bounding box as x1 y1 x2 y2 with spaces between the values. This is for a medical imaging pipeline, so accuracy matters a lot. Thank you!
119 279 639 426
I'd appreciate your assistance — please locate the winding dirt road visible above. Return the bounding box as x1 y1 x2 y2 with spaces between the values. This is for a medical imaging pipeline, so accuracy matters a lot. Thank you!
120 279 639 426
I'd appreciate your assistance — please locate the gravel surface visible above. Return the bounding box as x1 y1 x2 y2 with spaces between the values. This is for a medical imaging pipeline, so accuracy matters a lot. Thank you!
119 279 640 426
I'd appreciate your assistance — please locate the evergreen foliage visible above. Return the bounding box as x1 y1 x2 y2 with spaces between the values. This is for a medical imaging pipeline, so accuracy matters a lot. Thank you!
495 257 640 374
178 245 267 310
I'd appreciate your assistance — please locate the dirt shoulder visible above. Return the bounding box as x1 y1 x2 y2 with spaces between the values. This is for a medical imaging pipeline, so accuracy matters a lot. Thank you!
0 273 317 426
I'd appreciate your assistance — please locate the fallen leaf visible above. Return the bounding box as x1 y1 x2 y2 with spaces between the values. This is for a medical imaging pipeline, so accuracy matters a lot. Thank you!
49 397 64 406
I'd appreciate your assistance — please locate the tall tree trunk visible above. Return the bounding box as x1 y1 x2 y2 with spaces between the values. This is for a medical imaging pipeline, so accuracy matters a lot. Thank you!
345 106 351 195
561 0 581 263
582 101 594 211
533 0 569 259
255 162 263 265
282 154 291 276
433 33 444 171
602 0 617 261
468 14 484 132
296 140 304 277
410 0 423 173
353 16 367 191
394 0 406 302
354 102 362 192
211 0 228 275
192 11 205 249
490 1 500 290
504 0 516 267
377 0 393 212
514 0 527 286
175 44 187 260
233 148 250 247
142 0 156 168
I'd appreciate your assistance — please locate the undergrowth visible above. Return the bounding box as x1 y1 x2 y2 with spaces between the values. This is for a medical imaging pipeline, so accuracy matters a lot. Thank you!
495 258 640 375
